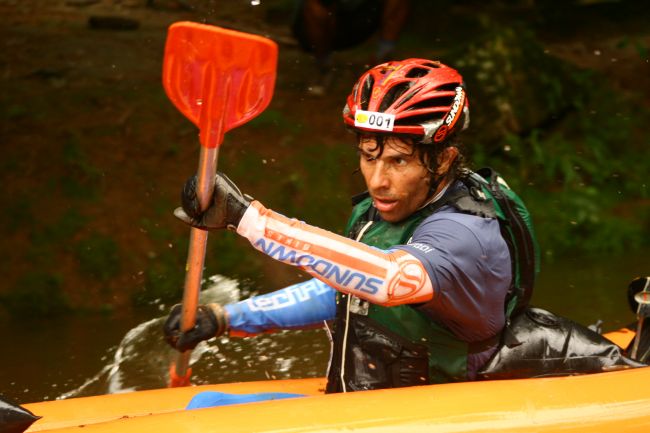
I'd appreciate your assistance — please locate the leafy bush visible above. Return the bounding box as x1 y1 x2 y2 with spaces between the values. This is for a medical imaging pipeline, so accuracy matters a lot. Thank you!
74 234 121 281
60 133 101 200
135 251 185 306
449 21 650 257
1 272 70 317
132 217 188 306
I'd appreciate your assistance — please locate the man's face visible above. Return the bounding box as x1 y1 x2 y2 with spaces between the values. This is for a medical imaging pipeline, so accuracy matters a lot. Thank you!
358 135 431 223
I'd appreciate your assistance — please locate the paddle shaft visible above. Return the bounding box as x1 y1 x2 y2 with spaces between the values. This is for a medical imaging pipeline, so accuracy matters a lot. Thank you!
174 145 219 379
630 278 650 360
630 317 645 360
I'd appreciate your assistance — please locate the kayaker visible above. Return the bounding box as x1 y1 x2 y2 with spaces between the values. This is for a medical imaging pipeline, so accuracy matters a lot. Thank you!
164 59 524 391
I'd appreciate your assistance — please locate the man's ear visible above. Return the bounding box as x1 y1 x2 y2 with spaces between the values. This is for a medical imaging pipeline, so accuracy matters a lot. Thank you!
436 147 459 177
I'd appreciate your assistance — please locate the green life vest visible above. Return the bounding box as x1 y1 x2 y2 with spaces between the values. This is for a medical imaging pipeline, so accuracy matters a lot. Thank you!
347 196 470 383
469 168 540 317
325 169 540 392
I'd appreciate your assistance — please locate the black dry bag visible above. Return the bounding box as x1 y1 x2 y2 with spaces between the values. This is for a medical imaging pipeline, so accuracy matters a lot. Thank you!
478 307 645 380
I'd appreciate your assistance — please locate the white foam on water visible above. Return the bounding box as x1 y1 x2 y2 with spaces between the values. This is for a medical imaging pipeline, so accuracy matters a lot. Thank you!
58 274 242 399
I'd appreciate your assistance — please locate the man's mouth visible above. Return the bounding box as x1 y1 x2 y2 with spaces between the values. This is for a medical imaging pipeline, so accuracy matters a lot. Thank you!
372 197 398 213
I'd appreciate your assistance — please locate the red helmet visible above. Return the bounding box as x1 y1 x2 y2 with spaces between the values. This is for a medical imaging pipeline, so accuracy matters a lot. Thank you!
343 59 469 144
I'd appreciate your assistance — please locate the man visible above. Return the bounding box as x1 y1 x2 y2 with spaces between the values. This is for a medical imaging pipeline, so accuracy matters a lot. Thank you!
164 59 514 392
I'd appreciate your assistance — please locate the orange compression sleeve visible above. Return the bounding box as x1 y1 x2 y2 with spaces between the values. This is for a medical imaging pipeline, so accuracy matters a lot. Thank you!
236 201 434 306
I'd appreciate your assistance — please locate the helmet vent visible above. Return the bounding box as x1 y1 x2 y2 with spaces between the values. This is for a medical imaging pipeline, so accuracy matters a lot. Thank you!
360 75 375 110
405 68 429 78
436 83 460 92
379 82 411 112
394 90 416 110
395 112 444 127
412 95 455 110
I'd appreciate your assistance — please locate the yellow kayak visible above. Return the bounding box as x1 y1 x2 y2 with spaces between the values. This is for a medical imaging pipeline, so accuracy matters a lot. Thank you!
23 329 650 433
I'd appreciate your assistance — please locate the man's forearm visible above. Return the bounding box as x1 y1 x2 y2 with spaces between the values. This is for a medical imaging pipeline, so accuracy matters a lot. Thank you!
225 278 336 336
236 201 434 306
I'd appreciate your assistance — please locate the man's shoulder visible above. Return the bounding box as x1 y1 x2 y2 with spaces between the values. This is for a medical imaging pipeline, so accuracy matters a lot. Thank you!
422 198 493 224
413 205 504 249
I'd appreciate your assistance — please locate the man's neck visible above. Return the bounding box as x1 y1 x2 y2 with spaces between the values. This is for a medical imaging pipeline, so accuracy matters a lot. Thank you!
419 177 453 210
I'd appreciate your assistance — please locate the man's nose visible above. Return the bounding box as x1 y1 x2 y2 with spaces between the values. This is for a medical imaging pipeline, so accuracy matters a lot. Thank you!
368 163 390 190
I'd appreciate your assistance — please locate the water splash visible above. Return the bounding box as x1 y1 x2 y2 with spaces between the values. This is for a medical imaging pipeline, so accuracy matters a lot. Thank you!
58 275 330 399
57 275 243 398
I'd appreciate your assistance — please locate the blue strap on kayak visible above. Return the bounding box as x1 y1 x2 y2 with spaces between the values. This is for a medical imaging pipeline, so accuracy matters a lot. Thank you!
186 391 305 409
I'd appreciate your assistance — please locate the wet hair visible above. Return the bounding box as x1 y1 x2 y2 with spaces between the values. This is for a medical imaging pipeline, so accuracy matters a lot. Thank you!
356 133 467 187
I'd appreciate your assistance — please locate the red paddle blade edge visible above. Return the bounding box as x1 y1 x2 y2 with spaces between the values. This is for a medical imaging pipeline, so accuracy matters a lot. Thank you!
162 22 278 148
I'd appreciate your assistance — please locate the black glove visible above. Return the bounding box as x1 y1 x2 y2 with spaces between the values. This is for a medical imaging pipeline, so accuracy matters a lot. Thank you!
174 172 252 231
163 303 228 352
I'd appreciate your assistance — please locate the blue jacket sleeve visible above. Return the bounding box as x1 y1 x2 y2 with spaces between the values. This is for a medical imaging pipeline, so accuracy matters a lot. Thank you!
224 278 337 335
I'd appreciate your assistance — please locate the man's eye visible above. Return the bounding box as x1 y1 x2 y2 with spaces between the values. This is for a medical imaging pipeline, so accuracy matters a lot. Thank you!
393 157 407 166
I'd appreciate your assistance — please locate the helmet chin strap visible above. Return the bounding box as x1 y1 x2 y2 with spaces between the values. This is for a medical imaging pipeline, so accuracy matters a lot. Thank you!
419 176 451 210
421 145 458 207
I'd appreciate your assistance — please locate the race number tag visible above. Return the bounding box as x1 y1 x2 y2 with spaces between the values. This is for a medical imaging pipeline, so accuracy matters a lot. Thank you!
354 109 395 132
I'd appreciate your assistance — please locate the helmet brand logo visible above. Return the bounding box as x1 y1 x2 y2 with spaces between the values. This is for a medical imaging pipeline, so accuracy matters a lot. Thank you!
445 86 464 127
433 125 449 142
434 86 465 142
354 109 395 132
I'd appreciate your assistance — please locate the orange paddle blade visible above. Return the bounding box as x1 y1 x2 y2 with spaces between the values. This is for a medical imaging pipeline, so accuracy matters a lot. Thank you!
162 22 278 148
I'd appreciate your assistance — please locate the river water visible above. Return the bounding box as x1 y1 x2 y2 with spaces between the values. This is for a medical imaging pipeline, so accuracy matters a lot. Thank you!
1 253 648 405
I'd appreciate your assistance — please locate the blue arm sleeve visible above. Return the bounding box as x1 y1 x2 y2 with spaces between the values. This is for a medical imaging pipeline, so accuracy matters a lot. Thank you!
224 278 337 335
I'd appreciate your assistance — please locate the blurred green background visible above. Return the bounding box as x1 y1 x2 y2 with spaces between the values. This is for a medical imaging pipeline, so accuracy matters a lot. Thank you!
0 0 648 318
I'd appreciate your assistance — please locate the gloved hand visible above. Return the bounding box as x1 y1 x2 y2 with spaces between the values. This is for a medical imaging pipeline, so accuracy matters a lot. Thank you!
163 303 228 352
174 172 252 231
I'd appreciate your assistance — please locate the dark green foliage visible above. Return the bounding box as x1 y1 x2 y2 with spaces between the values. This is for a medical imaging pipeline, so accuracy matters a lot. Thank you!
289 140 353 229
1 272 70 317
22 210 89 285
615 37 641 55
31 209 88 246
60 134 102 200
248 109 302 134
74 234 121 281
4 104 29 120
139 217 174 243
205 232 263 280
134 251 185 306
453 23 582 157
132 218 188 306
449 21 650 257
5 197 35 228
488 77 650 257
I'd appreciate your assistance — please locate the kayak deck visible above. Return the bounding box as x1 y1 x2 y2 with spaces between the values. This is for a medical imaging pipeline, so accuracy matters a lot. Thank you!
24 367 650 433
23 329 649 433
24 378 326 432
